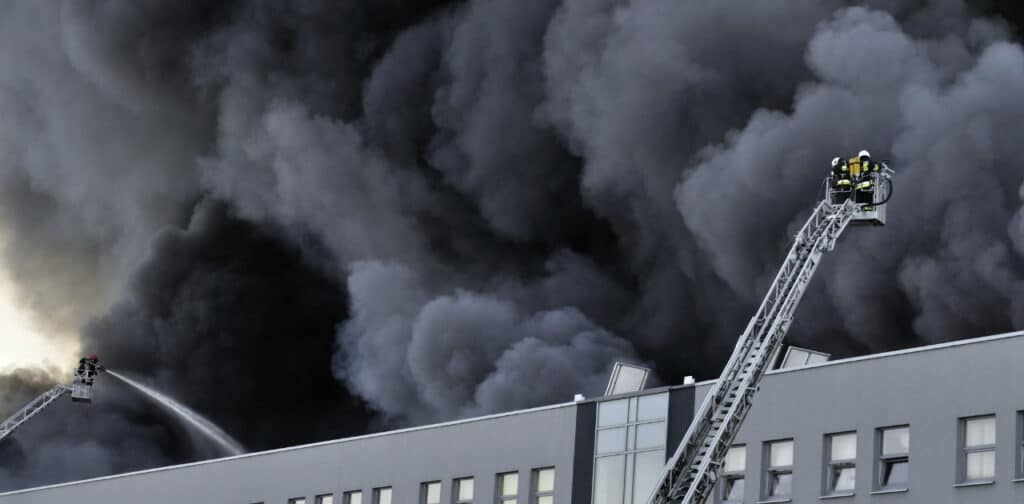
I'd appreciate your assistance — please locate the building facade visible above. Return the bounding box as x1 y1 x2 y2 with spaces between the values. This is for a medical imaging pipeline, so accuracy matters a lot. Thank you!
1 331 1022 504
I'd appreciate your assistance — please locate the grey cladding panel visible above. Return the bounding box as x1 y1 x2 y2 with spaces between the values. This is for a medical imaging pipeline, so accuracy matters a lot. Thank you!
0 405 580 504
571 401 596 504
666 387 695 463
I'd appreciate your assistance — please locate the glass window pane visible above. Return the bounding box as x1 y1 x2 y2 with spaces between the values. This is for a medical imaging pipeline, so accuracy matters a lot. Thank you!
345 491 362 504
637 393 668 421
882 427 910 455
608 365 648 395
782 349 809 368
597 427 627 454
537 497 553 504
631 450 663 504
724 477 745 501
831 466 855 492
724 446 746 473
424 482 440 504
830 433 857 461
598 399 629 427
806 352 828 364
290 499 306 504
317 496 334 504
966 417 996 447
456 478 473 501
770 440 794 467
377 488 392 504
636 422 666 450
966 450 996 480
768 472 792 497
883 460 909 487
536 468 554 493
500 473 518 496
594 455 626 504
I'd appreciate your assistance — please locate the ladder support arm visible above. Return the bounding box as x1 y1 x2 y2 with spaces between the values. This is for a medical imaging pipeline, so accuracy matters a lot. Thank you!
0 384 70 443
647 199 858 504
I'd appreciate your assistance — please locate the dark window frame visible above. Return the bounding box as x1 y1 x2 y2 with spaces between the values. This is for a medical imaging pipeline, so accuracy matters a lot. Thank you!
372 486 392 504
717 444 746 504
420 481 442 504
958 415 997 483
1018 411 1024 479
875 425 910 491
342 490 363 504
496 471 519 504
823 431 857 496
453 477 474 504
762 439 795 501
531 467 555 503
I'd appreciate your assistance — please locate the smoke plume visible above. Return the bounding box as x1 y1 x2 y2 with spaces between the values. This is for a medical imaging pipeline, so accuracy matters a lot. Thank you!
2 0 1024 490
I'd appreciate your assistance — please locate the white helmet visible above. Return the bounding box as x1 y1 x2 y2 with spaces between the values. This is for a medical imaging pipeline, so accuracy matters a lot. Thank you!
858 149 871 159
831 157 840 167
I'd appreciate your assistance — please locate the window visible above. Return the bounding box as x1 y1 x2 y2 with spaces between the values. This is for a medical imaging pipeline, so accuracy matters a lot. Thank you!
593 393 669 504
497 472 518 503
1018 412 1024 479
532 467 554 504
605 362 650 395
289 499 307 504
718 445 745 503
343 491 362 504
960 416 996 483
778 346 830 369
454 477 474 504
876 426 909 490
824 432 856 495
316 495 334 504
373 487 392 504
594 454 625 504
763 440 794 500
421 481 441 504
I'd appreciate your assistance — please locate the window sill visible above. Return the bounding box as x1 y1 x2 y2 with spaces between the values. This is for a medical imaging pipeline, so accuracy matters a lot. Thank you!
758 499 792 504
819 492 855 499
953 480 994 488
870 488 908 495
1013 478 1024 483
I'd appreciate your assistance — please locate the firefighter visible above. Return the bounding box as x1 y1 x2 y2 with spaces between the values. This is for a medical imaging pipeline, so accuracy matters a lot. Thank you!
849 149 881 207
831 157 852 203
76 355 99 379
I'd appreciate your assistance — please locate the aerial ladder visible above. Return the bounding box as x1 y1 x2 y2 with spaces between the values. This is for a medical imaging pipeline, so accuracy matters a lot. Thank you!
646 159 894 504
0 355 103 444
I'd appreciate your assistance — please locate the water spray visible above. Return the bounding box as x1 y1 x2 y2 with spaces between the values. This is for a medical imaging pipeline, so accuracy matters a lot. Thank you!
0 356 245 457
106 370 245 456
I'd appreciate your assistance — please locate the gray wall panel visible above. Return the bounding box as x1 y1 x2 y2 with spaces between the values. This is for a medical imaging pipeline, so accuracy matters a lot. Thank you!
0 404 579 504
694 332 1024 504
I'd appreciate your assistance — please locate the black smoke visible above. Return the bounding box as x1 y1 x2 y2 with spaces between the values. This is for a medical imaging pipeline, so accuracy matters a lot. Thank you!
2 0 1024 491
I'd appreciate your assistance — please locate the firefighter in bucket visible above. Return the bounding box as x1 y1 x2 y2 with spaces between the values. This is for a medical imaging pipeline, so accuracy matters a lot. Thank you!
71 355 103 402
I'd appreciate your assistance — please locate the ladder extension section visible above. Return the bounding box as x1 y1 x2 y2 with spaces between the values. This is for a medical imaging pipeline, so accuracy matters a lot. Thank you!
0 384 70 444
647 199 857 504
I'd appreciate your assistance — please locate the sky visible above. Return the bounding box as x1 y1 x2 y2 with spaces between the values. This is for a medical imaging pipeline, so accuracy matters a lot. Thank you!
0 238 76 372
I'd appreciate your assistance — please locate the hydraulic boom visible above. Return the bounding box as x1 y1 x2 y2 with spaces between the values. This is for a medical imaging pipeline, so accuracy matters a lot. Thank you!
0 355 104 445
0 385 70 443
647 165 893 504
